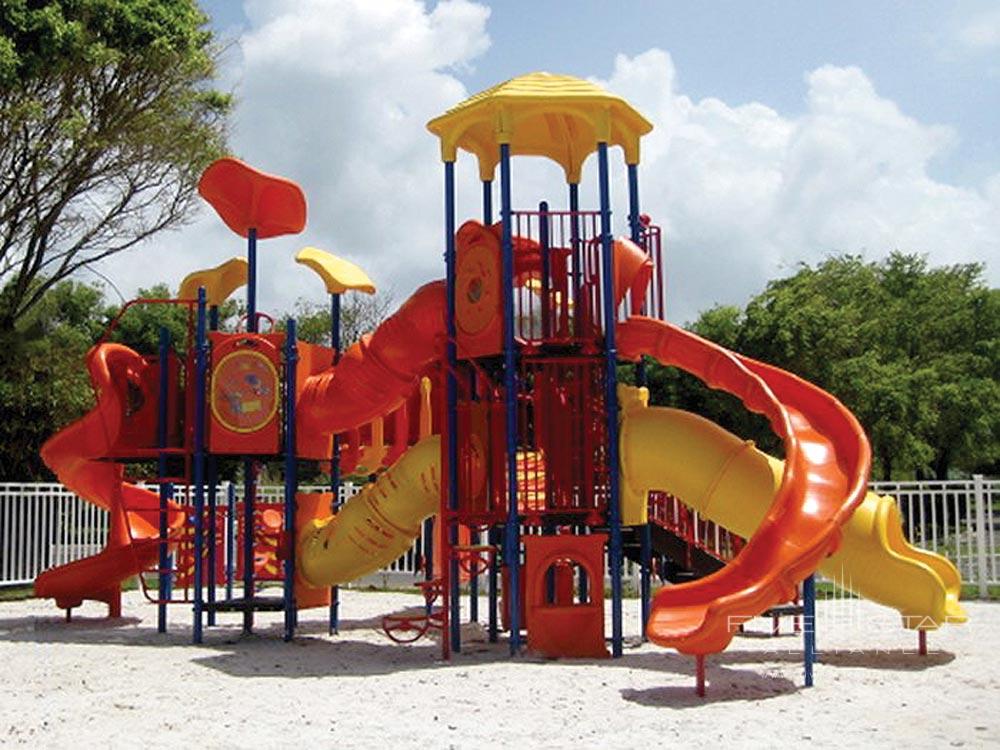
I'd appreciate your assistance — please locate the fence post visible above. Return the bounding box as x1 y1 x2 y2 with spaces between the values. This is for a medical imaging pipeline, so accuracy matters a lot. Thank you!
974 474 988 599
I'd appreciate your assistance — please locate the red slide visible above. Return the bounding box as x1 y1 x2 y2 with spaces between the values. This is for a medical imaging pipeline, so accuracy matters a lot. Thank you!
617 316 871 655
34 344 185 615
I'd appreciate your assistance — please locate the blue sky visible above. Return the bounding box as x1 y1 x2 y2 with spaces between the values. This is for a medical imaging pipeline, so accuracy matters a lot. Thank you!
204 0 999 187
104 1 999 323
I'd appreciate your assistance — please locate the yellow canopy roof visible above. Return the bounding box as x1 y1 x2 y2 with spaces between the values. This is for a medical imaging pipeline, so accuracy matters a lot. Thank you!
426 72 653 183
178 257 248 307
295 247 376 295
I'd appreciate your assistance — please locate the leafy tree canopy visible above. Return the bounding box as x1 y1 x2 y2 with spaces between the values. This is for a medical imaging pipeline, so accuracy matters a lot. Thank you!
0 0 230 329
643 253 999 480
0 275 236 480
277 292 395 349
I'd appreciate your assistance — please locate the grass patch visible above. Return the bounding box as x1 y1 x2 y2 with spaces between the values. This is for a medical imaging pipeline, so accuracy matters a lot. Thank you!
961 583 1000 601
814 581 859 599
0 585 35 602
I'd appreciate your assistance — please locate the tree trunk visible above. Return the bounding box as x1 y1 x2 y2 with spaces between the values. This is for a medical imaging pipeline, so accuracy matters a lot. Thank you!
880 449 893 481
934 452 950 481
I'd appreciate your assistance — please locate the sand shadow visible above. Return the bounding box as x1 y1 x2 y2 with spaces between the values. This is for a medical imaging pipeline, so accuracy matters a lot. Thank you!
195 622 540 677
616 643 955 674
734 629 801 639
615 650 798 705
710 647 954 671
289 613 387 635
816 649 955 670
0 614 142 634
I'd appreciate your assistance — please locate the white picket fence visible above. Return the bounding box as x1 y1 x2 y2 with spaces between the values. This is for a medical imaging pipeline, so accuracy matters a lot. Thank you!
2 477 998 595
0 481 360 587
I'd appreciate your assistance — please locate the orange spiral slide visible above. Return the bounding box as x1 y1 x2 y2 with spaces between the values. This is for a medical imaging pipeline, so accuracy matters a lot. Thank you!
33 282 448 614
617 316 872 655
34 344 186 615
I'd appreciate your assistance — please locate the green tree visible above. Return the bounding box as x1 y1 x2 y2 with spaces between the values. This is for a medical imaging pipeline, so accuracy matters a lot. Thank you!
0 279 107 479
645 253 1000 480
278 291 395 348
0 276 228 479
104 281 240 353
0 0 230 329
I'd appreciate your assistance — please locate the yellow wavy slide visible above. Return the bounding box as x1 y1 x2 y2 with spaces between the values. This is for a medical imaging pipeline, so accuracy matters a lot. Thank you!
297 393 966 631
620 400 967 629
298 436 440 587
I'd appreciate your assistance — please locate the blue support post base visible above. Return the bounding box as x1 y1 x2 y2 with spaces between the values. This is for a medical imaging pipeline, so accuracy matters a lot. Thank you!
192 288 208 645
803 574 817 687
282 319 299 643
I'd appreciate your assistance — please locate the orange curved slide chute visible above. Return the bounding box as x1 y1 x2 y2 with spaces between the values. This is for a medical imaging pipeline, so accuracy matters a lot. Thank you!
617 316 872 655
34 344 185 614
297 280 446 440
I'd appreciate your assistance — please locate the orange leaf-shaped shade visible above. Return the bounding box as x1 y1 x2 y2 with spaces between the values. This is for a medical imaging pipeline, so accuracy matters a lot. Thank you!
198 157 307 239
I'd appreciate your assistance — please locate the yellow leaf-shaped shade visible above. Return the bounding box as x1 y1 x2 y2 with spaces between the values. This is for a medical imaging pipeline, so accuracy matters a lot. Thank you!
295 247 376 295
178 257 249 307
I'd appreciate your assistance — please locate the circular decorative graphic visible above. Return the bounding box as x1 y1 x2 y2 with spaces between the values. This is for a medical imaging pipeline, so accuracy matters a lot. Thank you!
210 349 279 433
455 240 499 336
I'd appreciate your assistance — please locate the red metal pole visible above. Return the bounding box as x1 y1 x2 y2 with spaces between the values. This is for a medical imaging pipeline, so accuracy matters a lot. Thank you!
918 630 927 656
696 655 706 697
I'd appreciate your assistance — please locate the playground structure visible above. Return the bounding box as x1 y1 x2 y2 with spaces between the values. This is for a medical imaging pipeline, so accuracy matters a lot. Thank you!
32 73 967 690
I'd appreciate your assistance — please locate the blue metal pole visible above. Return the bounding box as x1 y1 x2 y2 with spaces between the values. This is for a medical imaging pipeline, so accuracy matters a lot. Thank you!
478 181 498 633
157 326 171 634
539 201 551 340
627 163 648 382
225 482 235 600
468 364 479 624
330 295 341 361
423 518 435 583
244 225 259 631
804 574 817 687
640 523 652 640
242 459 255 633
247 227 258 333
206 305 220 626
598 143 624 658
283 320 298 642
500 143 521 655
568 182 581 332
627 164 642 246
206 467 218 628
469 531 479 623
483 179 493 225
627 162 651 639
444 160 461 655
329 292 342 635
487 525 499 642
192 288 208 644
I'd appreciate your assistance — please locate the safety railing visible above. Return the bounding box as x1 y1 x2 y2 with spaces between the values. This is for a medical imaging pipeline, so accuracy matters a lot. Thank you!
3 477 997 595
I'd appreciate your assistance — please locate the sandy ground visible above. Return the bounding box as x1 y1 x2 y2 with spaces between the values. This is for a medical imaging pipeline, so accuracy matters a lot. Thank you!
0 589 996 748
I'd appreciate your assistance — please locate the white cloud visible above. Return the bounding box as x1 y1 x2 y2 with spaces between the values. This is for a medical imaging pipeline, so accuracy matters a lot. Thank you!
98 8 998 330
597 50 1000 322
955 9 1000 51
99 0 491 313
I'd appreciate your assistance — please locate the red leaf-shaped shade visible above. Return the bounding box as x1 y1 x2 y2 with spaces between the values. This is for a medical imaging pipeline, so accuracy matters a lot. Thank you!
198 157 307 239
